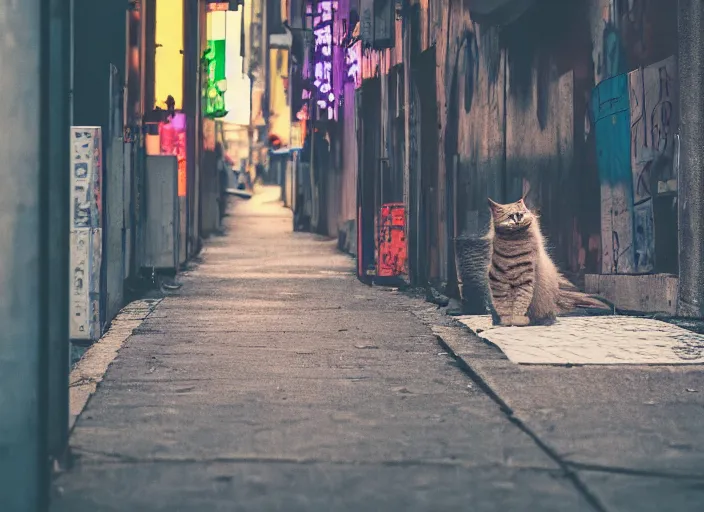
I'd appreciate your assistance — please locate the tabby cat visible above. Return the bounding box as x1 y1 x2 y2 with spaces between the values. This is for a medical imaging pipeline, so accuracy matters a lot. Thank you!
487 197 610 326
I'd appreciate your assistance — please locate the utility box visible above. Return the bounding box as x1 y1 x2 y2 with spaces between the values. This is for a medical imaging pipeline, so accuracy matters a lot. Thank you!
142 155 179 271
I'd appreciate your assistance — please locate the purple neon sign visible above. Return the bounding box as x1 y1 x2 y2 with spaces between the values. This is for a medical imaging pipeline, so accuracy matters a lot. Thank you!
313 0 335 118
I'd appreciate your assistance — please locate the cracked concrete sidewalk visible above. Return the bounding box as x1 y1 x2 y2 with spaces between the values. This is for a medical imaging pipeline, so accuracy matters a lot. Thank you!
431 316 704 511
453 314 704 365
52 187 704 511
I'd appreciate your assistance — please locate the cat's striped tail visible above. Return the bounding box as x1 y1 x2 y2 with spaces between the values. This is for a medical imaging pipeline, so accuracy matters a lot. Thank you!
557 276 613 312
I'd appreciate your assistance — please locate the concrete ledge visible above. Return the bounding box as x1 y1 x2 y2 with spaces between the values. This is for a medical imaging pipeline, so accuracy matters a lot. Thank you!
584 273 678 315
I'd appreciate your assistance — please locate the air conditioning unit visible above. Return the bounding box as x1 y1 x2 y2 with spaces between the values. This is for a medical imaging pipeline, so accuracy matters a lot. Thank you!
142 155 180 271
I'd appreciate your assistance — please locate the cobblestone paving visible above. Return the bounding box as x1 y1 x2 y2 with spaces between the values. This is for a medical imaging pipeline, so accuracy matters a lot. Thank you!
456 315 704 365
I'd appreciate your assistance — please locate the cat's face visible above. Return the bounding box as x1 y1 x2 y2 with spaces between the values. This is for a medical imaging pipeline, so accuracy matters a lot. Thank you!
488 198 534 233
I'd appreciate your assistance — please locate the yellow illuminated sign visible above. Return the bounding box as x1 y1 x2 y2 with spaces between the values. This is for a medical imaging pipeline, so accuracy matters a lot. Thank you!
154 0 184 110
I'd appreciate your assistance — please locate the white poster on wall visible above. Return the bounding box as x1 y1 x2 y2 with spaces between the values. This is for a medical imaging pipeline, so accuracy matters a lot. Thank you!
69 127 103 341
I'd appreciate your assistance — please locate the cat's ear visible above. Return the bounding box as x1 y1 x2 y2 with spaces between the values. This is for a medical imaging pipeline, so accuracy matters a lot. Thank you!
488 197 500 211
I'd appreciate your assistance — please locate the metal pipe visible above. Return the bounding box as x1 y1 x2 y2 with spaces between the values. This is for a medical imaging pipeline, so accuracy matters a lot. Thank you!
0 1 52 509
677 0 704 318
46 0 72 468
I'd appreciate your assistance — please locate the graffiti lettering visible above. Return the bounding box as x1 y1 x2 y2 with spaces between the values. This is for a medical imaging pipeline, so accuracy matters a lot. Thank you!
635 160 651 199
629 56 677 206
629 58 675 190
650 100 672 154
626 57 677 273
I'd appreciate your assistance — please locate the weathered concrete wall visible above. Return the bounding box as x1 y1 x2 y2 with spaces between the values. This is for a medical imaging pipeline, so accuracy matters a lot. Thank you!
434 1 591 280
431 0 677 287
501 2 588 276
351 0 678 309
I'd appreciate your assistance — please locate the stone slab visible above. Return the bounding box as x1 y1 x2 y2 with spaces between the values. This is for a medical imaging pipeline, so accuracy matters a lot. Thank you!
455 315 704 365
585 273 678 315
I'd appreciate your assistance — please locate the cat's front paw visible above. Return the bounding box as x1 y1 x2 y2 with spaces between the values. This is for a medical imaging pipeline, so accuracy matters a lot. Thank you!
510 315 531 327
495 315 510 326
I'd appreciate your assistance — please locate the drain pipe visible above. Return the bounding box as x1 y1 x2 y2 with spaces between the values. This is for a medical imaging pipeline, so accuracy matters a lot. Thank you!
677 0 704 318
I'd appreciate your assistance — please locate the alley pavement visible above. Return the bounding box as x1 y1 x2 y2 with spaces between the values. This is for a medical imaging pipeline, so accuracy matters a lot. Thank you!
52 187 704 512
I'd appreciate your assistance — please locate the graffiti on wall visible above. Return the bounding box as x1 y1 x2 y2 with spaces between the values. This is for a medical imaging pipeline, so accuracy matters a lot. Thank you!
629 55 677 200
628 55 677 272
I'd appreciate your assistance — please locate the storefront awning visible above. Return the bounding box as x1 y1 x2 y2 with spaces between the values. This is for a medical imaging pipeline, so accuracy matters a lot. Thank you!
469 0 536 26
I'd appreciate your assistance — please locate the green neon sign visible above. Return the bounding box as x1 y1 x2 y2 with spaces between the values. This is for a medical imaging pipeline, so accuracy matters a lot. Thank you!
202 39 227 118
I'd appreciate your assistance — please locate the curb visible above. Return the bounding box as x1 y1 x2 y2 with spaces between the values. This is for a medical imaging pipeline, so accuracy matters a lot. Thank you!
68 298 162 432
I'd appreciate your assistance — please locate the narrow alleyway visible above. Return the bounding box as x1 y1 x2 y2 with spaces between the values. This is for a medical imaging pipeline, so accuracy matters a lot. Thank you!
52 187 592 511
